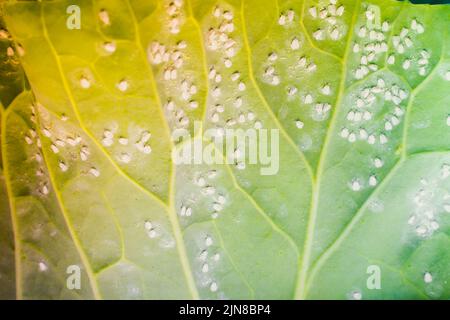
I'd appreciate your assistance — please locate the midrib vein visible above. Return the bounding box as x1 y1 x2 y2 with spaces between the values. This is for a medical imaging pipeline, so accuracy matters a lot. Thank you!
125 0 199 299
295 0 362 299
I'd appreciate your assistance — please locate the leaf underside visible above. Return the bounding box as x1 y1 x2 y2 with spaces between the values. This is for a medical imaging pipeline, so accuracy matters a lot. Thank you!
0 0 449 300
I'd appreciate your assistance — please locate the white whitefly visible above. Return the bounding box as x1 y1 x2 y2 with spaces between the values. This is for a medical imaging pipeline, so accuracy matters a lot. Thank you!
424 272 433 283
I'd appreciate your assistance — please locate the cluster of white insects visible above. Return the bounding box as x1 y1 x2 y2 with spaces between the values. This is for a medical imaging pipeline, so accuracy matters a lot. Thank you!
261 4 339 141
1 28 25 57
144 218 177 249
149 39 196 131
178 168 227 221
23 104 52 196
388 19 429 76
79 72 129 93
166 0 184 34
177 167 228 294
207 65 261 132
101 127 153 164
148 41 187 80
204 5 266 170
147 1 199 134
198 234 221 293
194 169 228 220
353 9 391 80
340 78 408 148
407 164 450 237
23 104 102 196
308 0 346 41
206 6 236 56
353 9 428 80
205 5 249 128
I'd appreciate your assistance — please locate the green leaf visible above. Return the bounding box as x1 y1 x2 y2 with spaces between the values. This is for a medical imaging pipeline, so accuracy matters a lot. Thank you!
0 7 26 108
1 0 449 299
